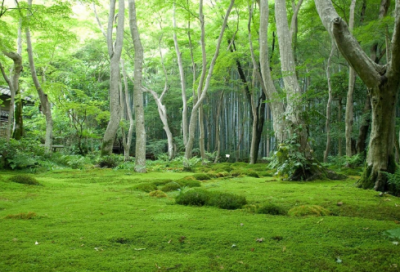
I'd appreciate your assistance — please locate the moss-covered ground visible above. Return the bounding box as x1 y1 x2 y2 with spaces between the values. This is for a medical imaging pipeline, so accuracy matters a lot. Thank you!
1 162 400 271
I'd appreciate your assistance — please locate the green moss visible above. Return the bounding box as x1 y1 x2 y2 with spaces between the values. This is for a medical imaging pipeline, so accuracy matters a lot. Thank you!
149 190 167 198
4 212 37 219
288 205 331 217
161 182 182 192
131 183 157 192
246 171 260 178
256 203 287 215
9 175 41 185
193 173 211 180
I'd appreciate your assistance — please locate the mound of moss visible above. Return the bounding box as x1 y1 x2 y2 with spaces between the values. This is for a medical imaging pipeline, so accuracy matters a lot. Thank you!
5 212 37 219
193 173 211 181
256 203 287 215
9 175 41 185
131 183 157 193
288 205 331 217
149 190 167 198
161 182 182 192
175 189 247 210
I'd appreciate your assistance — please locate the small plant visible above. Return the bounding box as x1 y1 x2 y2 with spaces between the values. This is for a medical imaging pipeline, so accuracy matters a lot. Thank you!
175 189 210 206
288 205 331 217
5 212 37 219
131 183 157 193
193 173 211 181
256 203 287 215
149 190 167 198
9 175 41 185
161 182 182 192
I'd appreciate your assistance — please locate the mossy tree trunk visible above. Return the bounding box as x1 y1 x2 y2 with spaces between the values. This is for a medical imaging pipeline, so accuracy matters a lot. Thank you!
315 0 400 193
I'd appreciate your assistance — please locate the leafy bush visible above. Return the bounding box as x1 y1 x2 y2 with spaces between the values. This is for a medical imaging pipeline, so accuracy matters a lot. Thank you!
207 192 247 210
193 173 211 180
175 189 210 206
161 182 182 192
98 154 123 168
149 190 167 198
0 138 45 170
384 168 400 194
9 175 41 185
132 183 157 192
288 205 331 217
176 189 247 210
256 204 287 215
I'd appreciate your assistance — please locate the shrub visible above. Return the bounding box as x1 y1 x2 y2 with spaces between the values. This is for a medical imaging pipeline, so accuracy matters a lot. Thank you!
193 173 211 180
175 189 210 206
98 154 122 168
161 182 182 192
0 138 45 170
132 183 157 193
384 169 400 195
9 175 41 185
256 204 287 215
149 190 167 198
288 205 331 217
4 212 37 219
208 192 247 210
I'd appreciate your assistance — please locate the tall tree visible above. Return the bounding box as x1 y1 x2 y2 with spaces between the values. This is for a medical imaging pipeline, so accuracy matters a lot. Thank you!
315 0 400 193
26 0 53 153
100 0 125 156
183 0 235 168
128 0 146 173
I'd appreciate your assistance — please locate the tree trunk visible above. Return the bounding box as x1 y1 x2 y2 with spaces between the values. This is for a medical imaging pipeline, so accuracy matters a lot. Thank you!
173 3 188 146
128 0 146 173
121 60 134 161
26 0 53 153
13 19 23 140
315 0 400 194
101 0 124 156
184 0 234 169
259 0 286 144
214 91 224 163
275 0 308 154
356 94 371 155
338 98 343 156
324 40 336 163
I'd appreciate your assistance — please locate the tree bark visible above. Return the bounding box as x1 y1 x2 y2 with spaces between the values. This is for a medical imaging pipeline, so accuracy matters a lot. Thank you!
121 60 134 161
324 40 336 163
101 0 124 156
259 0 286 144
26 0 53 153
345 0 357 157
128 0 146 173
214 91 224 163
315 0 400 193
275 0 308 154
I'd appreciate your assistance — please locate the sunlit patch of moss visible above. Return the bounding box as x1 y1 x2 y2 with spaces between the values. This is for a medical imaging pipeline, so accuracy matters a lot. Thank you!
149 190 167 198
288 205 331 217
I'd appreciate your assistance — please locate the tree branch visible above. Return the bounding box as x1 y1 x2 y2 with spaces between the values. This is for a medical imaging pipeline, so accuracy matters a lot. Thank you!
389 1 400 78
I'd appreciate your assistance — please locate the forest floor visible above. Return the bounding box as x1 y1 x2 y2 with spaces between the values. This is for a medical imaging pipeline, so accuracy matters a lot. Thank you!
0 162 400 272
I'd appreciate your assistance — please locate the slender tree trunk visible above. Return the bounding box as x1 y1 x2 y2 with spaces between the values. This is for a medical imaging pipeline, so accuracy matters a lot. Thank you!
345 0 357 157
259 0 286 144
121 60 134 161
315 0 400 193
128 0 146 173
101 0 125 156
324 41 336 163
173 2 188 146
338 98 343 157
356 94 371 155
184 0 234 168
13 18 23 140
26 0 53 153
214 91 224 163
